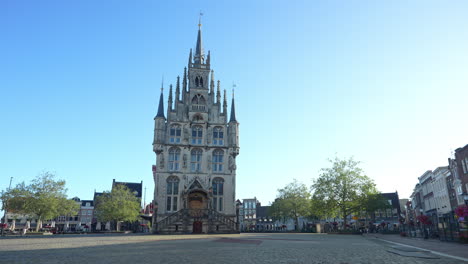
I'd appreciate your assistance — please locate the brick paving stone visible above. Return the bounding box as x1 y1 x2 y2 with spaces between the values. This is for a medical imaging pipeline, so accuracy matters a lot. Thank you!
0 233 465 264
365 233 468 260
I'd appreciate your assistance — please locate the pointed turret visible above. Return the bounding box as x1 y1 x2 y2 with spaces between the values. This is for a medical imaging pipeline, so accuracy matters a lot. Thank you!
183 67 187 91
216 80 221 104
155 87 165 119
153 79 166 148
229 91 237 123
167 84 173 116
206 50 211 66
194 23 204 64
223 89 227 115
210 70 215 95
176 76 180 102
188 49 192 67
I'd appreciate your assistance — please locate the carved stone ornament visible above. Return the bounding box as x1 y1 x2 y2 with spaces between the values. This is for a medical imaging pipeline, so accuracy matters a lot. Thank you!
183 126 189 142
158 154 165 169
207 155 212 170
230 148 239 157
228 155 237 171
207 127 212 144
183 154 187 168
154 144 164 154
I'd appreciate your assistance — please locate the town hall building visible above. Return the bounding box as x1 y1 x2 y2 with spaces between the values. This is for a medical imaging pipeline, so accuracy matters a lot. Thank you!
151 22 239 234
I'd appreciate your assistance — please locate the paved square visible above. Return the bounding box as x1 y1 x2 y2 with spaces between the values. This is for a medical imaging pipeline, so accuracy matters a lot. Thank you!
0 233 464 263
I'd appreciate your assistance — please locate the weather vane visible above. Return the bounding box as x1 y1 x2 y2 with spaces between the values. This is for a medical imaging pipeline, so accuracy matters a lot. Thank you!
199 11 203 28
161 75 164 92
232 82 237 97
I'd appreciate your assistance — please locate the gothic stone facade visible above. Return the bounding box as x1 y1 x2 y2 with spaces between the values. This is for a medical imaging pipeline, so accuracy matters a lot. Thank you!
152 24 239 234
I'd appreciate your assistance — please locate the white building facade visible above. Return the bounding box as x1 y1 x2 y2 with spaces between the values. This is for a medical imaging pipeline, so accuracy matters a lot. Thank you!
432 167 451 215
152 22 239 234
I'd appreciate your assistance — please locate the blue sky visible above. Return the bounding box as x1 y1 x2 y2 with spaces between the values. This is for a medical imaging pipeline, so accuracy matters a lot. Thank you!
1 1 468 209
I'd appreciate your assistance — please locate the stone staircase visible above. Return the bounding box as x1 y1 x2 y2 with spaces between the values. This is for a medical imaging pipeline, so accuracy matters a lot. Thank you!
156 209 238 234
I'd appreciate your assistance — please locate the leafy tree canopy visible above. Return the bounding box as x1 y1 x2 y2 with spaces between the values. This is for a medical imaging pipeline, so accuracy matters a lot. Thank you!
311 156 379 227
1 171 79 231
270 179 310 230
94 185 141 230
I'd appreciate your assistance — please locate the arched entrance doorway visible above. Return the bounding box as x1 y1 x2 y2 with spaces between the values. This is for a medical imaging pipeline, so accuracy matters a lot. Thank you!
187 190 208 234
188 191 207 210
193 221 202 234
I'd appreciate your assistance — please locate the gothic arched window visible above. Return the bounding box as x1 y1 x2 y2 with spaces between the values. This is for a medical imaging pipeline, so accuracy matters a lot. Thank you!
191 94 206 112
190 149 202 172
213 127 224 146
199 77 203 87
169 124 181 143
168 147 181 171
191 126 203 145
212 177 224 211
195 77 199 87
198 95 206 104
212 150 224 172
166 176 179 212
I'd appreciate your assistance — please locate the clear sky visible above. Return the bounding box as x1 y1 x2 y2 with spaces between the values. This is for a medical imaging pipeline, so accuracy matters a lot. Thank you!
1 1 468 211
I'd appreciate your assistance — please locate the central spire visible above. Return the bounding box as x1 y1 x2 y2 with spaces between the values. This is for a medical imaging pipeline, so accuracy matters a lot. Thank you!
193 13 205 64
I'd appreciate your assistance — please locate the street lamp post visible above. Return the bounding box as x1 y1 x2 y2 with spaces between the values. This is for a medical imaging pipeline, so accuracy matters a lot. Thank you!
463 193 468 206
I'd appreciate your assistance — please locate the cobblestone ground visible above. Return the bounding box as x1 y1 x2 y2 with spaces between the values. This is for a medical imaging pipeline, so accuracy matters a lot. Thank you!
0 233 465 264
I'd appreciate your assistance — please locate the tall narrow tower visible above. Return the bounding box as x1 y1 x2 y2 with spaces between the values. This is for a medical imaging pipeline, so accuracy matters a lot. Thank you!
152 21 240 234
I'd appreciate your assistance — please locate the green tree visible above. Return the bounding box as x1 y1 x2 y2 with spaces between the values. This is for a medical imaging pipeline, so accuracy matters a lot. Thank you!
94 185 141 231
270 179 310 231
311 157 379 228
269 198 287 223
309 195 335 220
1 172 79 231
360 193 392 221
1 182 32 216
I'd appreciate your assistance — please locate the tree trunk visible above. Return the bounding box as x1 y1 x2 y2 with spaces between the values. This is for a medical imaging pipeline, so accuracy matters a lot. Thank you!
36 217 42 232
342 209 347 229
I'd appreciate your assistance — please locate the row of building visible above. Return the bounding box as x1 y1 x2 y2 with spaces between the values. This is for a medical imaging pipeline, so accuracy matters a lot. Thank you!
4 179 145 232
237 192 406 232
406 144 468 239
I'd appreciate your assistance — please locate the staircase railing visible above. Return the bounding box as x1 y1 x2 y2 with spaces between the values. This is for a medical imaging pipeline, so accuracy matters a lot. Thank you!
157 209 187 231
156 209 238 232
209 210 237 231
